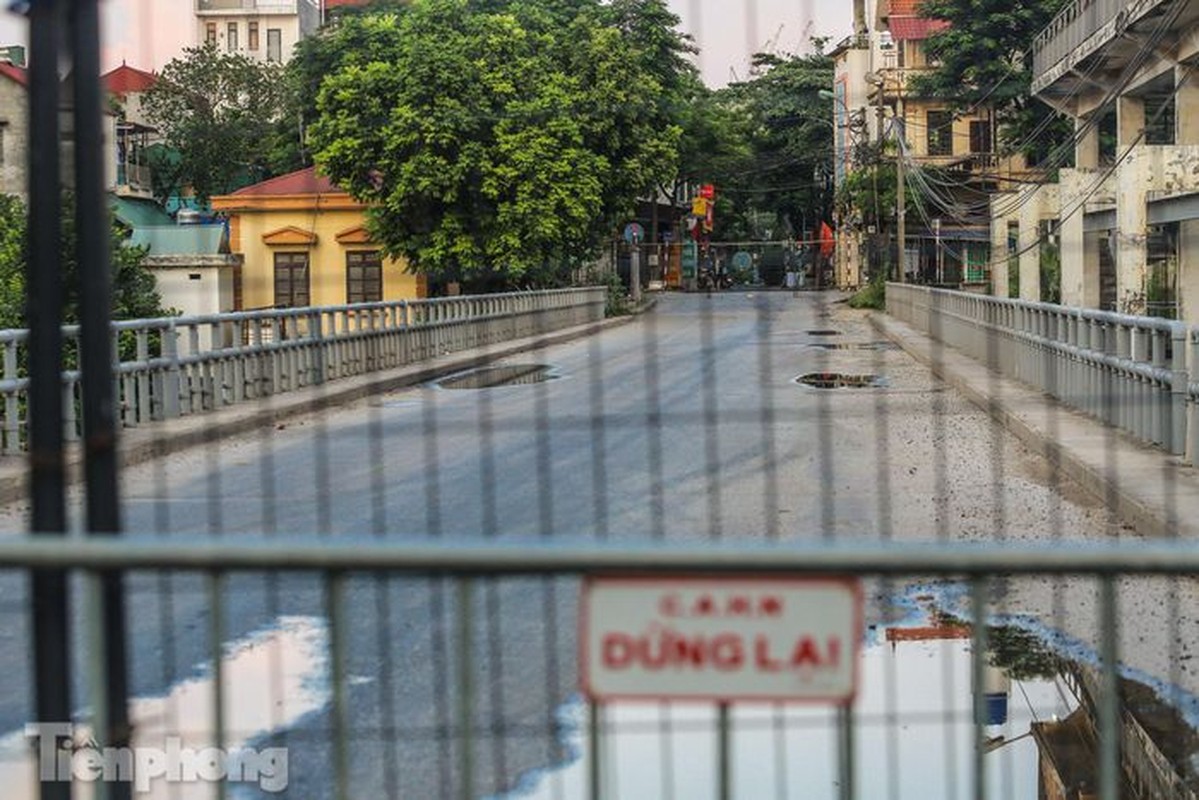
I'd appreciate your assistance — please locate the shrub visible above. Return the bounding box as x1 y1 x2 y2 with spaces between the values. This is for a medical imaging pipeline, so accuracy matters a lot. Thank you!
847 274 885 310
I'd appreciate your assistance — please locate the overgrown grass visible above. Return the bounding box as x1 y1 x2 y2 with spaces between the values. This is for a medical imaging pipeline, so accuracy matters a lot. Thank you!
585 269 632 316
847 275 885 310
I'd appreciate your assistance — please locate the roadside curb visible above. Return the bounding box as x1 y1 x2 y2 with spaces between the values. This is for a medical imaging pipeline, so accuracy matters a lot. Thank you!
868 311 1199 539
0 306 651 509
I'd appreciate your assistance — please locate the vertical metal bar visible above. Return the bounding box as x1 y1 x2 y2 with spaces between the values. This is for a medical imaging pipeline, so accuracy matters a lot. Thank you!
717 702 732 800
27 0 71 793
589 700 602 800
84 571 111 800
73 1 131 791
457 578 476 800
971 577 988 800
1098 576 1120 800
837 701 855 800
328 572 350 800
209 571 227 800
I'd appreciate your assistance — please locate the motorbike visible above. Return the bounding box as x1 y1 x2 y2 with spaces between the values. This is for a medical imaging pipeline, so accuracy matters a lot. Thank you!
697 266 733 291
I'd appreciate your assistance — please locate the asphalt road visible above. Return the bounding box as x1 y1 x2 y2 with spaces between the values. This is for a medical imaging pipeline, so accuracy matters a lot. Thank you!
0 290 1176 799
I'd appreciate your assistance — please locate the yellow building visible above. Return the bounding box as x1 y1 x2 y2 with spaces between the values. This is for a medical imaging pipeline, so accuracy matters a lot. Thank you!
212 166 426 310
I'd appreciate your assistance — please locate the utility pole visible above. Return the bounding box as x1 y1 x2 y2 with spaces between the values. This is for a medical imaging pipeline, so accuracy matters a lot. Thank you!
896 95 906 283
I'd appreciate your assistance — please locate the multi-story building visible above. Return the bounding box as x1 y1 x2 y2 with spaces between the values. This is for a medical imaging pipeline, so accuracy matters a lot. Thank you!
832 0 1028 290
0 61 27 199
991 0 1199 323
103 63 159 199
195 0 321 63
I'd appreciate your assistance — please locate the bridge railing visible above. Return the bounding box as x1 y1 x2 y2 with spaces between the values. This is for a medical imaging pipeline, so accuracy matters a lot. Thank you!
0 287 606 453
886 283 1195 461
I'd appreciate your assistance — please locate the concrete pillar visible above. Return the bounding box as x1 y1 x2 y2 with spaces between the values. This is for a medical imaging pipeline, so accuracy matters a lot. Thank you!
1019 209 1041 302
1060 207 1085 306
991 209 1009 298
1177 67 1199 145
1115 157 1148 313
1118 94 1145 149
1076 116 1100 169
1082 230 1101 308
1180 219 1199 325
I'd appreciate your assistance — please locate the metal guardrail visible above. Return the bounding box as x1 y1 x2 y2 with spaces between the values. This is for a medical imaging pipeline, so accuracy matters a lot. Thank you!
886 283 1196 460
1 537 1188 799
0 287 605 454
1031 0 1128 80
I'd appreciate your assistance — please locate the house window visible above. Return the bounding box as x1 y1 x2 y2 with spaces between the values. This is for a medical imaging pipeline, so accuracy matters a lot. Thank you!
227 23 238 52
267 28 282 62
205 23 217 46
969 120 991 154
926 110 953 156
248 22 259 51
274 253 310 308
346 251 383 304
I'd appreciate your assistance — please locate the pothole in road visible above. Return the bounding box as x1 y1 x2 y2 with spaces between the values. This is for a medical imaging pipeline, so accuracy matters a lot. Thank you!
809 342 899 351
807 329 841 336
795 372 887 389
437 364 559 389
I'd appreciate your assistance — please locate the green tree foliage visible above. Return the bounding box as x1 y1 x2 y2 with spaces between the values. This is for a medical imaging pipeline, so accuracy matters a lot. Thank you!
0 194 167 329
911 0 1072 165
705 50 836 241
308 0 689 286
142 44 287 202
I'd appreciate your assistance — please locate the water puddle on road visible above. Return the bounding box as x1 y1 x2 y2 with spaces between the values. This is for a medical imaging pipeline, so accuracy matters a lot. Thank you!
809 342 899 352
796 372 887 389
495 602 1199 800
438 364 559 389
0 615 329 800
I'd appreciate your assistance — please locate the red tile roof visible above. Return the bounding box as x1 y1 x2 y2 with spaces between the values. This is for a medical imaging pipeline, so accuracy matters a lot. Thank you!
0 62 27 87
102 63 157 96
230 166 341 196
889 16 950 40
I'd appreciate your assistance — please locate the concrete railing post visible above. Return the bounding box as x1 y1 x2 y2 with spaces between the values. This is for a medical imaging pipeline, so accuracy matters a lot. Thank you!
161 322 182 420
1171 324 1188 458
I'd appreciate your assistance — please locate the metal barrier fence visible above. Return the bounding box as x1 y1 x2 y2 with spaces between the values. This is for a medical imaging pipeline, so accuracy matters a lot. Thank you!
0 287 605 453
886 283 1198 460
0 536 1191 799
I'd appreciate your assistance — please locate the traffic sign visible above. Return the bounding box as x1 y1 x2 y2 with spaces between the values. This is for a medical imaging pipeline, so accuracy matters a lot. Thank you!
732 251 752 271
582 576 861 702
623 222 644 245
681 241 697 277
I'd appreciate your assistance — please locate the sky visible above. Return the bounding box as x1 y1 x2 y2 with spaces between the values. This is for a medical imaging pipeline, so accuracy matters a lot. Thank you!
0 0 853 87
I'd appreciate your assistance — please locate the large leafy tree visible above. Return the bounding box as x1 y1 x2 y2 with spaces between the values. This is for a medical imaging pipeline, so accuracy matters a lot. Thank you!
0 194 166 330
911 0 1072 166
309 0 689 286
142 44 287 202
708 50 836 241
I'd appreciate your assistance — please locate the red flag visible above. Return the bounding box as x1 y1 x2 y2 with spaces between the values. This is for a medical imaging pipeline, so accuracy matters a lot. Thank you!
819 222 835 258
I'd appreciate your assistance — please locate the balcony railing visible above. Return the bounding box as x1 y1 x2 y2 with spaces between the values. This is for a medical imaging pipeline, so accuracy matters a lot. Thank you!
196 0 297 13
116 161 152 191
1031 0 1164 84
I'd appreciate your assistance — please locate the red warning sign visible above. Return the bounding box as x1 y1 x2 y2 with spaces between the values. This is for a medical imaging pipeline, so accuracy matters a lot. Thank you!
581 577 861 703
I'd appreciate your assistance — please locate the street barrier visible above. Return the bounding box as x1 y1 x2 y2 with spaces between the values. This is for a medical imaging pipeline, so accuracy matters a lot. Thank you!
0 536 1188 799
